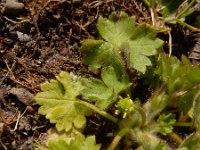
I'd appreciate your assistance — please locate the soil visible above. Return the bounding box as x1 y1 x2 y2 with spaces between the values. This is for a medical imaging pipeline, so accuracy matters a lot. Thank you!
0 0 199 150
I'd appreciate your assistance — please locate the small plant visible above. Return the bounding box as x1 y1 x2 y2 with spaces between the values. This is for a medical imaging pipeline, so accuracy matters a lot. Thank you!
35 12 200 149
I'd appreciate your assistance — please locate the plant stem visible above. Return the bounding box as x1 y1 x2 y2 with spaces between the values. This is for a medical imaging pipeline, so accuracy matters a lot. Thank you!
176 0 196 19
133 106 146 127
107 128 130 150
173 122 193 127
78 101 118 123
175 19 200 31
169 132 183 145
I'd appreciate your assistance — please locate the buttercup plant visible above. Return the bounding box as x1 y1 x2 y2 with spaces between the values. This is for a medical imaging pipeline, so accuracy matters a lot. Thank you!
35 12 200 150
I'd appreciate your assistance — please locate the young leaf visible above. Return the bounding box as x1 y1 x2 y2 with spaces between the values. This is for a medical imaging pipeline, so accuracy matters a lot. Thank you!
35 71 91 132
157 113 176 135
81 66 130 109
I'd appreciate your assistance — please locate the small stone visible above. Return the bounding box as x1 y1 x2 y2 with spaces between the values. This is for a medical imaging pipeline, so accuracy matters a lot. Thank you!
3 0 25 15
9 88 35 106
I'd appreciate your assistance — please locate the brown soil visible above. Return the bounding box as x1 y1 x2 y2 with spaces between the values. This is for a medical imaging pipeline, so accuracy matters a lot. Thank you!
0 0 198 149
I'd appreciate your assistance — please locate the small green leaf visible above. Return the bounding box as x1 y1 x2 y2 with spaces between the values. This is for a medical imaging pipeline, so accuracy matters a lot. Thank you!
35 71 91 132
157 113 176 135
81 66 130 109
48 134 100 150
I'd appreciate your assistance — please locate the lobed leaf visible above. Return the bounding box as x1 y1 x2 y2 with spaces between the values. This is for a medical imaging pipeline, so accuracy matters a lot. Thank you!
97 12 135 49
80 39 124 76
35 71 91 132
81 66 130 109
127 25 163 73
48 134 100 150
80 12 163 74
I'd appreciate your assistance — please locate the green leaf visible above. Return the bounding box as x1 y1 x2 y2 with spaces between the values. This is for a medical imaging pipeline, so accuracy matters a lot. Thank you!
80 39 124 76
65 136 100 150
80 12 163 74
156 55 200 95
98 12 135 49
48 134 100 150
157 113 176 135
81 66 130 109
35 71 91 132
179 89 198 114
127 25 163 73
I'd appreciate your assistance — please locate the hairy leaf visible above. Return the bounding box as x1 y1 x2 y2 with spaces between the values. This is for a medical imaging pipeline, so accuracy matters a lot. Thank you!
133 129 170 150
80 12 163 74
80 39 124 76
81 66 130 109
144 92 169 124
35 71 91 132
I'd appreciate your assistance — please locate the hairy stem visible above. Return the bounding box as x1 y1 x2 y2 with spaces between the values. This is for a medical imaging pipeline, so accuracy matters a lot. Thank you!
175 19 200 31
107 128 130 150
173 122 193 127
169 132 183 145
78 101 118 123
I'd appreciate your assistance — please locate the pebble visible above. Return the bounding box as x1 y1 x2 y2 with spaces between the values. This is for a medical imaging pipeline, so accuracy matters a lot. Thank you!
3 0 25 15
